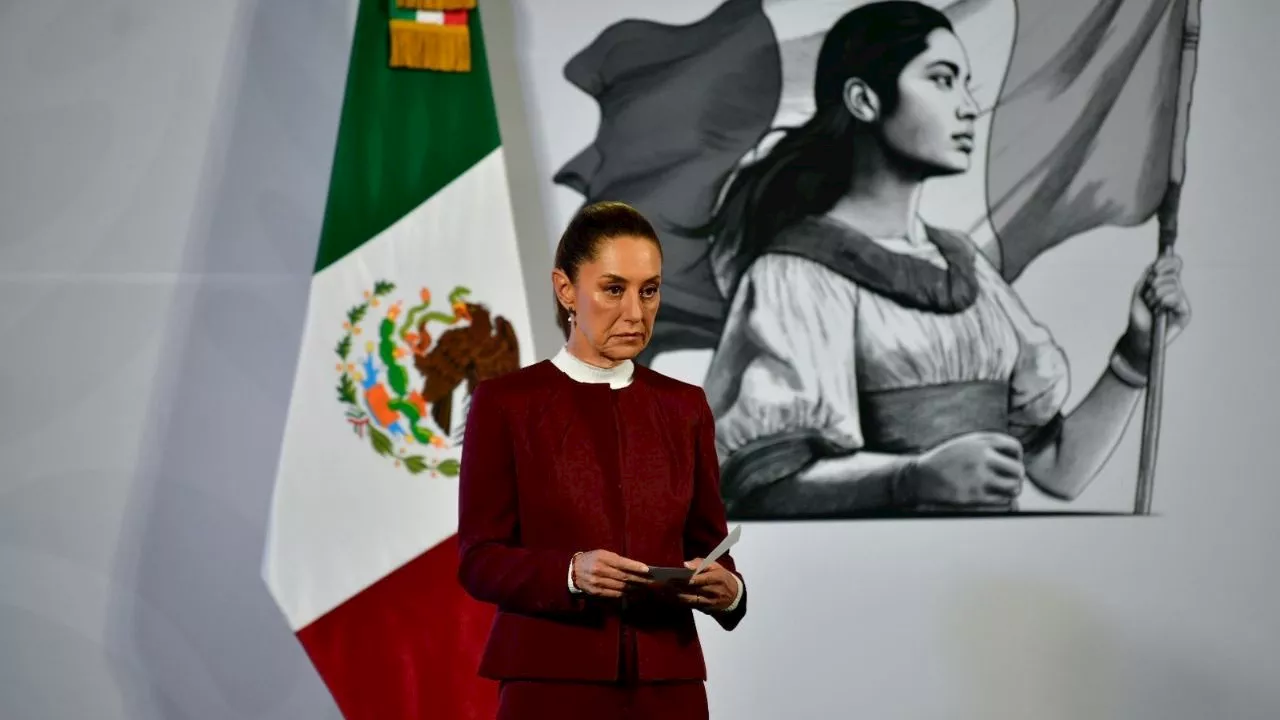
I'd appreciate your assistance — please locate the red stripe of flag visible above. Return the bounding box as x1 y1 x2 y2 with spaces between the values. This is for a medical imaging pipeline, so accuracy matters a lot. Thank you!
295 535 498 720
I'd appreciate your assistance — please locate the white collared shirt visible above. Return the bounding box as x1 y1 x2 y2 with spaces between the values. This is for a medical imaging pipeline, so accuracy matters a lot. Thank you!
550 345 635 389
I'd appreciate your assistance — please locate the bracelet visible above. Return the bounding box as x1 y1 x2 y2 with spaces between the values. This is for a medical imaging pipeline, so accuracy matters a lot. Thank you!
1108 351 1148 388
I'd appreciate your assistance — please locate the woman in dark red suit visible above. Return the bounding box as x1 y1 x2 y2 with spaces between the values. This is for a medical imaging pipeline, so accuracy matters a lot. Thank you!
457 200 747 719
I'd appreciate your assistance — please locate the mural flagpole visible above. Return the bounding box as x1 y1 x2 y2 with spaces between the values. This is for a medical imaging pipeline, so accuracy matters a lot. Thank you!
1135 0 1202 515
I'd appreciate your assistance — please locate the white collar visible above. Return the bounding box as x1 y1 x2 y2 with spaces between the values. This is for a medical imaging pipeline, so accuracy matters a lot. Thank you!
551 346 634 389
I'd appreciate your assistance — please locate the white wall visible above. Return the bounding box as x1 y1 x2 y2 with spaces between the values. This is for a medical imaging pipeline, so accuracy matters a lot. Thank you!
0 1 357 718
2 0 1278 718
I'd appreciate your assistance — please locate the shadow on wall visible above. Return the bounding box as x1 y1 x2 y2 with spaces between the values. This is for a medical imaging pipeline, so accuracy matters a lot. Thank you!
941 571 1250 719
103 1 353 717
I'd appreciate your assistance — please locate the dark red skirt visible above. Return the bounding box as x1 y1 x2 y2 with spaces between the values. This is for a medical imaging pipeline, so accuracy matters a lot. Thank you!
496 679 708 720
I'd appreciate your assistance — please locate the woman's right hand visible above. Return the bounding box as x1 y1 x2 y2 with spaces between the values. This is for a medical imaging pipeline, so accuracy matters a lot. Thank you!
908 432 1026 506
572 550 651 598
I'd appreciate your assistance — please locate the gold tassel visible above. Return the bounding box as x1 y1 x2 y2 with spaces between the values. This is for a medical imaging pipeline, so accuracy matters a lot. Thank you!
395 0 476 10
389 19 471 72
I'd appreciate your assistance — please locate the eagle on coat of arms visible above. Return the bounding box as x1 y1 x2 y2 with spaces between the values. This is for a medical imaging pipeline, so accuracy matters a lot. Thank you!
334 281 520 475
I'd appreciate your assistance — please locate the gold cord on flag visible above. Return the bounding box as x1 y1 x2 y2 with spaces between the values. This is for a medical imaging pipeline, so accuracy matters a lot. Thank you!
388 0 473 72
396 0 476 9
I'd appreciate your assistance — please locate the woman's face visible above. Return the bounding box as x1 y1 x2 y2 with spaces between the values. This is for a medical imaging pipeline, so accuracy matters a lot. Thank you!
880 28 979 175
558 235 662 363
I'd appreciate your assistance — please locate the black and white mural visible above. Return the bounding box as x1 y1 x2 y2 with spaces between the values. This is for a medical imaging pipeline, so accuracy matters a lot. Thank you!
519 0 1201 519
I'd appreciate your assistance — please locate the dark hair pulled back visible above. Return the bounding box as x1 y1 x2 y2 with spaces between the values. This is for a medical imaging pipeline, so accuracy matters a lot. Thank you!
553 200 663 338
692 1 952 296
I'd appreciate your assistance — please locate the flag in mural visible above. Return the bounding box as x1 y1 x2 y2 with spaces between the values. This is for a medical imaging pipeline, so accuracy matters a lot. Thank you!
984 0 1190 280
262 1 531 718
555 0 1194 356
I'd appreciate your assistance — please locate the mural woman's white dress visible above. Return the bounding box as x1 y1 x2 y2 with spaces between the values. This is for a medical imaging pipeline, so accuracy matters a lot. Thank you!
704 216 1071 517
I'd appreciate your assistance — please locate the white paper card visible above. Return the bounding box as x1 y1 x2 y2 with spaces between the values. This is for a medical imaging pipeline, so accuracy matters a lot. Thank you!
693 525 741 575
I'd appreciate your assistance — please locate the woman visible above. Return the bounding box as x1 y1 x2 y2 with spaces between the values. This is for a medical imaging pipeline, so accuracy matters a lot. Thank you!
697 1 1192 518
457 200 747 719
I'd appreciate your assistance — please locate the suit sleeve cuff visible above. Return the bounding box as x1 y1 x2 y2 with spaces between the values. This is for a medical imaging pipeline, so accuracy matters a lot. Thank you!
568 551 584 594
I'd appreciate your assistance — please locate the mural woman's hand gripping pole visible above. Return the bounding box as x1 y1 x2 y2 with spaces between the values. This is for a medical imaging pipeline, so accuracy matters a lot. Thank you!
1119 254 1192 398
1135 0 1202 515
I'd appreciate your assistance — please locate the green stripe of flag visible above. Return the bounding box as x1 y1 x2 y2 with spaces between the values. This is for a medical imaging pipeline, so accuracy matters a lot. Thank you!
388 5 418 23
315 0 499 273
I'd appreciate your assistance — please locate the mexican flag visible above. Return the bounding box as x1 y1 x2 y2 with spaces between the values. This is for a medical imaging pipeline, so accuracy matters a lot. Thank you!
262 1 531 718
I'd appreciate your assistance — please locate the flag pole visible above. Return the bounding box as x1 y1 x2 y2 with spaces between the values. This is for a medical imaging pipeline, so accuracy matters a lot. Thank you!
1135 0 1202 515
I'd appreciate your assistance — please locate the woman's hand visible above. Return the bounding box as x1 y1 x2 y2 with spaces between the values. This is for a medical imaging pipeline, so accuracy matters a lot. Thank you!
572 550 651 599
906 432 1025 507
676 560 739 611
1118 253 1192 374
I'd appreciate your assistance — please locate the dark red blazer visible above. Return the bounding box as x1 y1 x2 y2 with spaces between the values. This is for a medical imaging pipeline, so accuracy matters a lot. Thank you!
457 360 747 683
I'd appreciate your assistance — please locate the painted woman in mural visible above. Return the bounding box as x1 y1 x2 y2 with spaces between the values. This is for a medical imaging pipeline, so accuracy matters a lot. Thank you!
692 2 1192 518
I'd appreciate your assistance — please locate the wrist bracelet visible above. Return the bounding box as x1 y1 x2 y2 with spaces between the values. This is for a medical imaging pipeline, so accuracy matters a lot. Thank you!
1108 351 1148 388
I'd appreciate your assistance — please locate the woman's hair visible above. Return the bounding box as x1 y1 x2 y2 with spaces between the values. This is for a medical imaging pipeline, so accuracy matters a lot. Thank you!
552 200 663 338
693 1 952 295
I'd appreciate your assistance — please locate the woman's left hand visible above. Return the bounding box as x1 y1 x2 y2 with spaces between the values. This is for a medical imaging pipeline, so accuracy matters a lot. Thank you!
676 559 738 611
1120 253 1192 371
